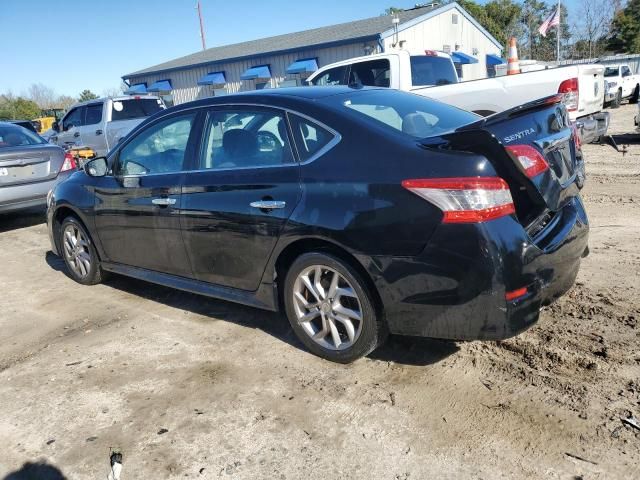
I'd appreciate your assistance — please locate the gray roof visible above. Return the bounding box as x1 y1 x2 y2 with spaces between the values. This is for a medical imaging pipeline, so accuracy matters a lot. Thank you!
124 5 439 78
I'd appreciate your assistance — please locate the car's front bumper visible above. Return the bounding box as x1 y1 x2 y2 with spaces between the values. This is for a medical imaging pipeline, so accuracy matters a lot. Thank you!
361 196 589 340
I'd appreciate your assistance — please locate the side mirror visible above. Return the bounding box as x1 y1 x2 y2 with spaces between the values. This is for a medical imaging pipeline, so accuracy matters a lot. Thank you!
83 157 108 177
52 121 59 132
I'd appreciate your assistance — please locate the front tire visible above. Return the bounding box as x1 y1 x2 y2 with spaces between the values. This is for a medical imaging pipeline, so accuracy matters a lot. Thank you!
283 252 386 363
59 216 104 285
611 89 622 108
630 85 639 104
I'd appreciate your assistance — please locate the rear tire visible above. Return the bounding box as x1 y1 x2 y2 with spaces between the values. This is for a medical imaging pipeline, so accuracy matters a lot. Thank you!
283 252 386 363
610 89 622 108
59 216 104 285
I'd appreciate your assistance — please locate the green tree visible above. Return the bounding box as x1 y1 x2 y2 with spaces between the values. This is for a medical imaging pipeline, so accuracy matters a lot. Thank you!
78 89 99 102
608 0 640 53
0 95 40 120
382 7 403 15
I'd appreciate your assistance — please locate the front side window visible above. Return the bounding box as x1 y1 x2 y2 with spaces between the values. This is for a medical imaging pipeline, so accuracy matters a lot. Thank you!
84 104 103 125
289 115 335 162
62 107 83 131
348 59 391 87
310 66 347 86
117 114 195 175
199 109 294 170
621 66 631 77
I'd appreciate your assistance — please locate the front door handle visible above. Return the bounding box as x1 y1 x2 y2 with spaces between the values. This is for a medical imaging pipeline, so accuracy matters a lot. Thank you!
96 129 103 135
152 197 177 206
73 132 80 138
250 200 286 210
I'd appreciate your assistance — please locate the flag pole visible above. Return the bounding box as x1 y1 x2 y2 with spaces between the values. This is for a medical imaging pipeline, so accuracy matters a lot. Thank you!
557 0 561 62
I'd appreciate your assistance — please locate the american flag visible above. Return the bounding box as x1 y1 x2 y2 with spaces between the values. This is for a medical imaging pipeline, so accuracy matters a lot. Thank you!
538 7 560 37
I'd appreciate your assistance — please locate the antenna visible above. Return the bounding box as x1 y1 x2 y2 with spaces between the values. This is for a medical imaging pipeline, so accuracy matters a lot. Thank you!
196 1 207 51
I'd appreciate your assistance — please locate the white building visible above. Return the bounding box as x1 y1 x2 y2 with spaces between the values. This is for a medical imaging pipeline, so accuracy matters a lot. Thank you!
122 2 504 106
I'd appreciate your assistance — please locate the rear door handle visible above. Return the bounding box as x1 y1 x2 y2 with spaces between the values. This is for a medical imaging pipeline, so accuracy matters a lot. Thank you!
152 197 177 206
73 132 80 138
250 200 286 210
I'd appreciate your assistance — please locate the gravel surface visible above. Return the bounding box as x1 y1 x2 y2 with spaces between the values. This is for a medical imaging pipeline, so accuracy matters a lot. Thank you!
0 103 638 479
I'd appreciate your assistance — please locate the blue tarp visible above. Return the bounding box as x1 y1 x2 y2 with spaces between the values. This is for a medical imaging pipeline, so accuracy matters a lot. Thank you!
198 72 227 85
241 65 271 80
451 51 478 64
486 53 506 66
286 58 319 74
124 83 147 94
147 80 173 92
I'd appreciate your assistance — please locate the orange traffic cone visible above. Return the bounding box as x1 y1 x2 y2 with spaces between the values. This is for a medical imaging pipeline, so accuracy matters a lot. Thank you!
507 37 520 75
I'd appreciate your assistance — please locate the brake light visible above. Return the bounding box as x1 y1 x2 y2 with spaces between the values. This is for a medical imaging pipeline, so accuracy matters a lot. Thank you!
61 152 77 172
505 144 549 178
558 77 579 112
505 287 528 301
401 177 515 223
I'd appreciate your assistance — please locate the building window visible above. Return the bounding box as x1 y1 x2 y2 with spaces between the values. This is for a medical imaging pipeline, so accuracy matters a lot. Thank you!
443 44 451 54
452 13 458 24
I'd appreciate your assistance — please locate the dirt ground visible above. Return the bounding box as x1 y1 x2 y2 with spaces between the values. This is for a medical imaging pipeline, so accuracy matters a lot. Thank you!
0 104 638 480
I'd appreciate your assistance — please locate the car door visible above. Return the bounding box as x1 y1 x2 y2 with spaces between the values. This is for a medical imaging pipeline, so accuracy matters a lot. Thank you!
93 111 200 277
81 102 106 155
180 106 302 291
621 66 633 97
54 106 85 148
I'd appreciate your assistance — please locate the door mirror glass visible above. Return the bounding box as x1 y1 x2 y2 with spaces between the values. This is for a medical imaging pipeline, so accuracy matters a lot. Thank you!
84 157 108 177
52 121 59 132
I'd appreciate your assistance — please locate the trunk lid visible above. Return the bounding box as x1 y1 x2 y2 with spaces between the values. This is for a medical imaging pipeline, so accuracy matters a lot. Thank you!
426 95 582 228
0 144 64 187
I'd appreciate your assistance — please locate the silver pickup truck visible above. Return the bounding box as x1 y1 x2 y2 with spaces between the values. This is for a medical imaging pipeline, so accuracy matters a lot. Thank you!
50 95 165 156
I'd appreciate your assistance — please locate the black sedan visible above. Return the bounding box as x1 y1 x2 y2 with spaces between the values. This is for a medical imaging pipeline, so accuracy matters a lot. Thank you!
46 87 588 363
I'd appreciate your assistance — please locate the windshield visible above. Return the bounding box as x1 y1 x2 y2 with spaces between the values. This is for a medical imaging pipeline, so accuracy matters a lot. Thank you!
111 98 164 121
0 124 45 148
327 89 478 139
604 67 619 77
410 56 458 86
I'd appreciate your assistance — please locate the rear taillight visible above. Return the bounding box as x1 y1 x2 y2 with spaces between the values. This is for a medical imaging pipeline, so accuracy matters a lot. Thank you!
401 177 515 223
505 287 528 301
61 152 77 172
558 77 579 112
505 144 549 178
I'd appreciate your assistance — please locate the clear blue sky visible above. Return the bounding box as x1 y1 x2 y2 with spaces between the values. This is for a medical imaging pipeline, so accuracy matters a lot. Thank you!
1 0 579 98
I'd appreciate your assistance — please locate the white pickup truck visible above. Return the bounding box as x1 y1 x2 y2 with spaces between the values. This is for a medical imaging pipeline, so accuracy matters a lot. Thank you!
50 95 166 157
307 50 609 143
603 64 640 108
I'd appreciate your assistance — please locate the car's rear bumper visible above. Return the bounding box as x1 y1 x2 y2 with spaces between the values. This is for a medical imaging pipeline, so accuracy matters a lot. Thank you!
576 111 609 143
0 173 71 214
362 195 589 340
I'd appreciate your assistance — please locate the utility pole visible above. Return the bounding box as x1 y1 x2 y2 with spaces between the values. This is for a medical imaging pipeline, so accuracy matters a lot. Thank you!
197 0 207 51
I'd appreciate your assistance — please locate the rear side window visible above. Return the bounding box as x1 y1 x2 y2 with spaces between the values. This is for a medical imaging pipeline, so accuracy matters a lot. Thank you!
289 115 335 162
199 109 294 170
111 98 164 121
84 104 103 125
62 107 83 130
310 66 347 86
604 67 619 77
329 89 477 139
410 56 458 86
348 59 391 87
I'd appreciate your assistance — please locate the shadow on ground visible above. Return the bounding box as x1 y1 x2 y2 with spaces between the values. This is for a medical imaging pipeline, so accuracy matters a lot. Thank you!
44 252 457 366
0 207 46 233
3 461 67 480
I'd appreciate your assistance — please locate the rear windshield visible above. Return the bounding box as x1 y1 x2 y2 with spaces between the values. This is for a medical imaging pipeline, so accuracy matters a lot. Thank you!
410 56 458 86
111 98 164 121
327 89 478 139
604 67 619 77
0 124 45 148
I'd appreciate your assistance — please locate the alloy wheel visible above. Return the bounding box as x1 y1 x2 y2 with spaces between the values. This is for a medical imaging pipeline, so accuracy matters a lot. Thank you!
62 223 92 278
292 265 363 351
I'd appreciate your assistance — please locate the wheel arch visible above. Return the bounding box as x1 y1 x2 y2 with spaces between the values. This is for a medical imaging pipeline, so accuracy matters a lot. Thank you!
273 237 384 318
51 204 101 260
